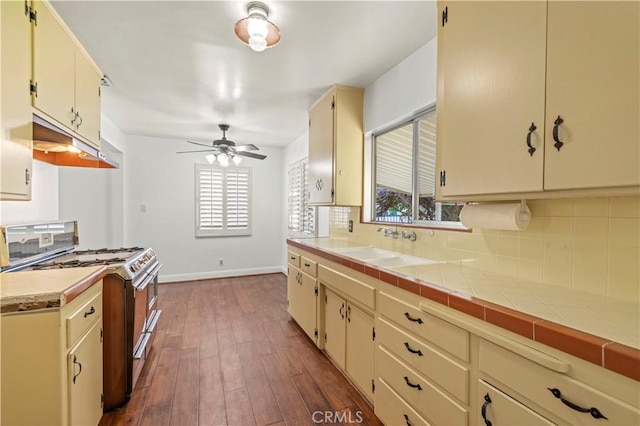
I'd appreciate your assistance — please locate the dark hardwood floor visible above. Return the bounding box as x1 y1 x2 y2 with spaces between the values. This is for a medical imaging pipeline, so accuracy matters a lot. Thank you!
99 274 382 426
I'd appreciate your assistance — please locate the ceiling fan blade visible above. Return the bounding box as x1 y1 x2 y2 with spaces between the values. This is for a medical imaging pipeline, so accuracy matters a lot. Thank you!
235 143 259 152
186 140 213 148
236 151 267 160
177 149 219 154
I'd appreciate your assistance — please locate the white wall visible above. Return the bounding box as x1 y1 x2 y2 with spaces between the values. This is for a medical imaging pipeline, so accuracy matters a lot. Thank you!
364 38 437 134
0 160 58 224
124 134 284 282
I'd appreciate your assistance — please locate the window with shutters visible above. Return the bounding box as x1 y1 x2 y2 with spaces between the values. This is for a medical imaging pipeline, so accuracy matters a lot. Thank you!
288 158 316 237
372 107 464 228
196 164 252 237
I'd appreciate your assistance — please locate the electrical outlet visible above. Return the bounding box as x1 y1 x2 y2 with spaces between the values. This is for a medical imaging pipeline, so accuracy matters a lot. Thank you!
348 220 353 232
218 259 224 266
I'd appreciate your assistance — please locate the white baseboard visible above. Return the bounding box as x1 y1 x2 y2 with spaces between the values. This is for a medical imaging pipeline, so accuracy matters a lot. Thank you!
160 265 288 283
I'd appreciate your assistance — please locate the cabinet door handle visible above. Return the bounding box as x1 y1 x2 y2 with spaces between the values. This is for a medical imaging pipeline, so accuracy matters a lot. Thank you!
547 388 607 420
72 355 83 384
481 393 492 426
403 342 423 356
404 312 423 324
84 306 96 317
403 413 412 426
339 303 345 320
346 305 351 323
552 115 564 151
526 122 537 156
70 107 77 125
403 376 422 390
76 113 83 129
304 263 310 267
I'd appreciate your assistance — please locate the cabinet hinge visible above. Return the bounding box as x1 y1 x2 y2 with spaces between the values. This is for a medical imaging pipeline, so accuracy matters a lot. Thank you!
99 86 101 97
331 98 335 110
439 170 446 187
309 118 311 128
25 168 30 186
442 6 448 27
324 332 327 342
287 299 289 307
98 130 101 140
330 189 334 199
372 327 375 341
325 294 328 304
314 286 318 296
29 7 37 24
101 393 104 408
314 328 318 338
29 80 38 97
372 379 375 393
100 327 103 343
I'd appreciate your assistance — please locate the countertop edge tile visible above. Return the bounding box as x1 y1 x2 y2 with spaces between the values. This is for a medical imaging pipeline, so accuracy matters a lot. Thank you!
603 342 640 382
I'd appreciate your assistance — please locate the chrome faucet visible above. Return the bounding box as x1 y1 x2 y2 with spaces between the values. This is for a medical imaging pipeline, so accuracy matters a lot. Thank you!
377 226 417 241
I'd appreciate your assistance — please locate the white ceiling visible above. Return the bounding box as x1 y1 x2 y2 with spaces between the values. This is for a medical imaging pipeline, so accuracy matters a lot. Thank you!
52 1 437 148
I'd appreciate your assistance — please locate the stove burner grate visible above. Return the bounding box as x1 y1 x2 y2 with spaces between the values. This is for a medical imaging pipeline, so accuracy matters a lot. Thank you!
73 247 145 255
31 257 130 270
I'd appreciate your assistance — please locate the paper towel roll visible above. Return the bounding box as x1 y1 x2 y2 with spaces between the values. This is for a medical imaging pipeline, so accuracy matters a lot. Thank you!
459 202 531 231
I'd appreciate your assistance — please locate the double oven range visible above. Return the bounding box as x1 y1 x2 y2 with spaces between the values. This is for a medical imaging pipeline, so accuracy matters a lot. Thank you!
0 221 161 412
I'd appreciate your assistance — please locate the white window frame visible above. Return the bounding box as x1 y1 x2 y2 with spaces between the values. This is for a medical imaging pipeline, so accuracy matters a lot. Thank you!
288 158 316 237
368 106 466 230
195 164 252 237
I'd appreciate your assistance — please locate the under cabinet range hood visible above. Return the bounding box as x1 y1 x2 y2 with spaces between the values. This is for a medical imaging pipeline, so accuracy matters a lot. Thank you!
32 115 119 169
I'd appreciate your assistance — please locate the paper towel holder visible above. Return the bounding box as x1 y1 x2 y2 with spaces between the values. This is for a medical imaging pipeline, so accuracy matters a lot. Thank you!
520 200 531 222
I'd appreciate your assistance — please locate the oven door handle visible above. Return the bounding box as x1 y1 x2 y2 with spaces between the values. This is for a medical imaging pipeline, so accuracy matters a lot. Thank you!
135 263 162 291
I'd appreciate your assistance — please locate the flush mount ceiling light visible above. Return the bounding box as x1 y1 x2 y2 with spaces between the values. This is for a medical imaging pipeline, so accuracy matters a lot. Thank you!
234 2 281 52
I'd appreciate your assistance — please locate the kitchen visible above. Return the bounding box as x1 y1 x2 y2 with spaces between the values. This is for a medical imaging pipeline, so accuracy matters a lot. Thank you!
1 1 639 425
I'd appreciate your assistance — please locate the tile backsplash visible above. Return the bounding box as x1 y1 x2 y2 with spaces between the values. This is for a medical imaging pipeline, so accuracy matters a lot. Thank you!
329 196 640 301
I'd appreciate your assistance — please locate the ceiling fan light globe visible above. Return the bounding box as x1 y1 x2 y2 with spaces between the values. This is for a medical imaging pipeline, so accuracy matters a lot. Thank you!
232 156 242 165
217 153 228 163
249 35 267 52
205 154 216 164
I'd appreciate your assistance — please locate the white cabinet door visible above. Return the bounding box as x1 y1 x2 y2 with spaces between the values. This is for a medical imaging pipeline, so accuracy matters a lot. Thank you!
543 1 639 190
68 321 103 426
438 1 547 196
308 90 335 204
1 0 33 200
74 51 102 148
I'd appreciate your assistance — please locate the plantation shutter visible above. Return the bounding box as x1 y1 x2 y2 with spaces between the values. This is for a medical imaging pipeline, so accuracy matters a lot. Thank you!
288 159 315 237
196 164 251 237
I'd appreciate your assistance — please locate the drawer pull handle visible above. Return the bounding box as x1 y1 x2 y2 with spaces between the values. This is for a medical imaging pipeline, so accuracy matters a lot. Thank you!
304 263 311 267
403 376 422 390
72 355 83 384
404 342 423 356
547 388 607 420
290 256 295 260
83 306 96 318
404 312 423 324
482 393 492 426
403 413 412 426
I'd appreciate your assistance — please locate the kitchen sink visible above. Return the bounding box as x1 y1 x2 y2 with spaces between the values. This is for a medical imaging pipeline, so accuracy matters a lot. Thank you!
329 246 397 261
366 255 439 268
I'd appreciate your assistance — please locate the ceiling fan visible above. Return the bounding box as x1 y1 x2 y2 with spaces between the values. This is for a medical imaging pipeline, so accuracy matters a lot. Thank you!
178 124 267 166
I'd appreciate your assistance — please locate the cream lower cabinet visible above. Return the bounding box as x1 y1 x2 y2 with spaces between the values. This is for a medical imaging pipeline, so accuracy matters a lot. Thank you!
323 288 375 402
478 380 555 426
287 251 318 344
1 282 104 425
1 0 33 200
437 0 639 197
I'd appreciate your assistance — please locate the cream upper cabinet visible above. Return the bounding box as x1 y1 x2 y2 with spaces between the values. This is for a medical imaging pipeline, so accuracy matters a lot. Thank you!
543 1 639 190
437 1 639 198
32 0 102 148
1 0 33 200
308 85 364 206
437 0 547 197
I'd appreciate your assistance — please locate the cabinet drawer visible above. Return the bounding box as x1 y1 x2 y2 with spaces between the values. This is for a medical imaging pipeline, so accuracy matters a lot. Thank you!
479 339 640 425
318 265 375 310
287 251 300 268
379 291 469 362
67 291 102 348
377 345 468 425
300 257 317 277
375 378 432 426
478 380 555 426
377 317 468 403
